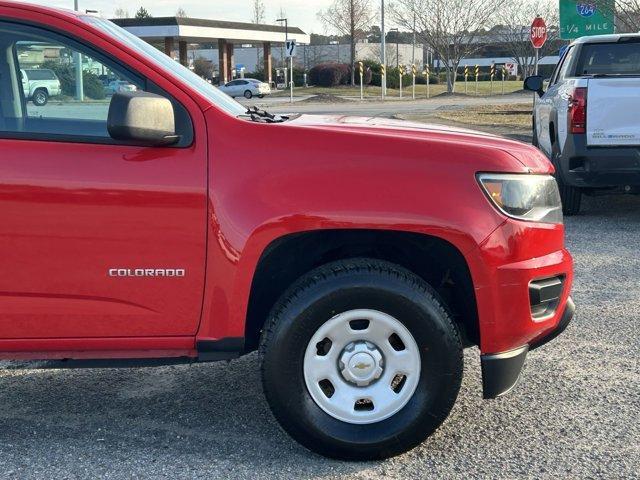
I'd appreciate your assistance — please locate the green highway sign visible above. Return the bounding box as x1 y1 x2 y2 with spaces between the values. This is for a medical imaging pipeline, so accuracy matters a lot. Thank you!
559 0 615 39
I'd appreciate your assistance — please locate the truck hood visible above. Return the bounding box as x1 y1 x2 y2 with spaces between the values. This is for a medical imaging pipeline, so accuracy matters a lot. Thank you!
287 114 552 173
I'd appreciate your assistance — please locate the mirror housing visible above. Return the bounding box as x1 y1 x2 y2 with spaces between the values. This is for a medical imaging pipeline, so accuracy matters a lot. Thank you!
108 91 179 146
523 75 544 97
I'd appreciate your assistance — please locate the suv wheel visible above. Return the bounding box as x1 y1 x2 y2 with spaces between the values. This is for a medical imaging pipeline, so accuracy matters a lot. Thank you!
260 258 463 460
244 90 253 99
552 145 581 215
32 88 48 106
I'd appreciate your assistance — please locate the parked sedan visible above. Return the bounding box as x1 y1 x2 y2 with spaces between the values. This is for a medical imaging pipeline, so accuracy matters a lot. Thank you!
218 78 271 99
107 80 137 95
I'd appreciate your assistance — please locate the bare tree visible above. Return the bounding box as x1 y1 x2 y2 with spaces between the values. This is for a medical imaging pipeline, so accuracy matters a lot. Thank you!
176 7 187 18
592 0 640 32
252 0 266 23
614 0 640 31
370 43 398 67
318 0 375 85
392 0 506 93
113 7 130 18
496 0 559 79
252 0 266 72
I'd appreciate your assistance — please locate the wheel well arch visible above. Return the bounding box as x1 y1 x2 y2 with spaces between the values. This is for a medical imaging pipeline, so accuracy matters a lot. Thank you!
31 86 48 98
243 229 479 352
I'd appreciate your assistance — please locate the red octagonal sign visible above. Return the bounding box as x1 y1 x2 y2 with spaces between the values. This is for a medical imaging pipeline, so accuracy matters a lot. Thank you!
530 16 548 49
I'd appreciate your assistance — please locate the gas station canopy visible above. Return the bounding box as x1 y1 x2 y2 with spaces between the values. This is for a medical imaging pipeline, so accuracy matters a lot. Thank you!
113 17 310 84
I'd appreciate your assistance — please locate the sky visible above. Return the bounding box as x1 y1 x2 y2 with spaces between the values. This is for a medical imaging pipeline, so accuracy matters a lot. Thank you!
22 0 343 35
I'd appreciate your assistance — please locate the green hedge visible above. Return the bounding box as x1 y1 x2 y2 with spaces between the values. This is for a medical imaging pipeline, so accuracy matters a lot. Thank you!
82 72 105 100
309 63 350 87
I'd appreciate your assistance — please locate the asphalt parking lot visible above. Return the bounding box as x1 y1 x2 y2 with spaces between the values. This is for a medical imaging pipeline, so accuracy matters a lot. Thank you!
1 105 639 478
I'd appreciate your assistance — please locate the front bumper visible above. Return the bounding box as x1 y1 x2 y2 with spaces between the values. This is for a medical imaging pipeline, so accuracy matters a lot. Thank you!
481 296 575 398
471 214 574 399
559 135 640 189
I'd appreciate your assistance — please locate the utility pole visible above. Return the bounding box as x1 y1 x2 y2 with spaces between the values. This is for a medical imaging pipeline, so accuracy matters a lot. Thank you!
411 11 416 69
390 28 399 68
381 0 386 97
74 0 83 101
276 18 292 103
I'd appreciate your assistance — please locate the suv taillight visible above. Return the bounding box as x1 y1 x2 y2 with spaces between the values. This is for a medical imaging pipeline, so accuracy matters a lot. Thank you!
568 87 587 134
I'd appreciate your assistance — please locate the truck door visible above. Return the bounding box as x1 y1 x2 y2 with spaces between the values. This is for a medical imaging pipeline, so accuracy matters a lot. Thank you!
536 46 576 157
0 21 207 339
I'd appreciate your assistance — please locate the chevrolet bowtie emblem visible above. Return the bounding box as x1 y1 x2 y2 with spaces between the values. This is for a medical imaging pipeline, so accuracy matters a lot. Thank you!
354 362 371 370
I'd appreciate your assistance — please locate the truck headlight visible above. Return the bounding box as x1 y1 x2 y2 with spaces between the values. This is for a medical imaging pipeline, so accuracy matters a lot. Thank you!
477 173 563 224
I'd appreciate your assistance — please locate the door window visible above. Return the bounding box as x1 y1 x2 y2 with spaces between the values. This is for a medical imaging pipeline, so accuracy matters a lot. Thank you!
0 21 192 145
554 46 576 84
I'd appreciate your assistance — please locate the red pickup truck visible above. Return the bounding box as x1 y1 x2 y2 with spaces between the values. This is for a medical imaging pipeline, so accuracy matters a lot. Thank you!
0 2 574 460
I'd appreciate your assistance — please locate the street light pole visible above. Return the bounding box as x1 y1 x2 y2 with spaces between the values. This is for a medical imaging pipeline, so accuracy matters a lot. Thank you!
381 0 386 97
73 0 83 101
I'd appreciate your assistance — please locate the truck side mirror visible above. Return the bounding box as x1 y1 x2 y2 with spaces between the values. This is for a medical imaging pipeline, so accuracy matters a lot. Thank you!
523 75 544 97
107 91 179 146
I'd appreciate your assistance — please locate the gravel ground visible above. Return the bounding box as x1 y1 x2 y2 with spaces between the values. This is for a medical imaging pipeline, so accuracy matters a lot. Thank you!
0 194 638 479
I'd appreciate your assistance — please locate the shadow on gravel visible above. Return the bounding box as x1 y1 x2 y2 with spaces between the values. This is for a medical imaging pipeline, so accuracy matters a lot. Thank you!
578 192 640 219
0 354 377 477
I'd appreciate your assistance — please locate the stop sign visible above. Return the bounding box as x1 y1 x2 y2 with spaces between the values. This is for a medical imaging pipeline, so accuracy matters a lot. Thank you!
530 17 548 49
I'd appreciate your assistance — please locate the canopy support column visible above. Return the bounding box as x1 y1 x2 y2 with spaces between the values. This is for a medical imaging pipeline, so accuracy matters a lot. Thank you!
178 40 187 67
263 42 272 85
218 39 228 85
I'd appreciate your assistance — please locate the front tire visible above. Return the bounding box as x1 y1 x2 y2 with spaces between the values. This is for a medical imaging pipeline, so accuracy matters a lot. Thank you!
244 90 253 99
260 258 463 460
32 88 48 106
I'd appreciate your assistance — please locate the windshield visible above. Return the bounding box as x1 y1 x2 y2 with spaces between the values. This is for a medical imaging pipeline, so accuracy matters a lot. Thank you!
84 16 246 116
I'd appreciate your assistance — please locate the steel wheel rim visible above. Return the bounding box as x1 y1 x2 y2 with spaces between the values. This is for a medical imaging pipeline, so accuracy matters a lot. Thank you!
303 309 421 425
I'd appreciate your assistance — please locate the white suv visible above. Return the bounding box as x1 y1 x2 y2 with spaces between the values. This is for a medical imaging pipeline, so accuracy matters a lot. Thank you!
21 68 61 106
